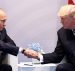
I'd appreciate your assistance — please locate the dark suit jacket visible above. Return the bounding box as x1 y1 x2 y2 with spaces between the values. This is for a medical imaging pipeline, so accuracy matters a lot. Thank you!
0 28 19 63
42 27 75 66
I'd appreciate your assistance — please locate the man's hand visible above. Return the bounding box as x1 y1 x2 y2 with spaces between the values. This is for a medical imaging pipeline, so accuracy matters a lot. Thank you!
23 48 40 60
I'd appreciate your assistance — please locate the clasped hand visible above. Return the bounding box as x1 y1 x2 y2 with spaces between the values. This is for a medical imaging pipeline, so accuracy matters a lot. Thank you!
22 48 40 60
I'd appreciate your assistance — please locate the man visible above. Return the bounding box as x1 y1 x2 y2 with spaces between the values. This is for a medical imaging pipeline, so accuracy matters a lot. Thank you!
0 8 25 71
24 5 75 71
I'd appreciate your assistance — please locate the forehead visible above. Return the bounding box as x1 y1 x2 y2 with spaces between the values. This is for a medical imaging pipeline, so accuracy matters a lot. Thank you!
0 9 7 20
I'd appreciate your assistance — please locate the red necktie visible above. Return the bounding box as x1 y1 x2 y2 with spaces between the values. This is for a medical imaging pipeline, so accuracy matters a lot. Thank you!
68 0 75 4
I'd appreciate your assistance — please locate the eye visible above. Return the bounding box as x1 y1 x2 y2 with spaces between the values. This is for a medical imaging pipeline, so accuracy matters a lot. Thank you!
0 20 6 23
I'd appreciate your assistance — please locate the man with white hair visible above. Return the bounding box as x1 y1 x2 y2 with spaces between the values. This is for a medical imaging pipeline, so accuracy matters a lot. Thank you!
24 5 75 71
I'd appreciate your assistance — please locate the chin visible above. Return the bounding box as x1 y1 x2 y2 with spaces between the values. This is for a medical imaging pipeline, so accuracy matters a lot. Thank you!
0 28 4 31
63 27 72 29
63 27 69 29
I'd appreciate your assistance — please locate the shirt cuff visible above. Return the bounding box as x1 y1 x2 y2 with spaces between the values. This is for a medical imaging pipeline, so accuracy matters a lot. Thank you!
19 47 24 53
38 53 43 63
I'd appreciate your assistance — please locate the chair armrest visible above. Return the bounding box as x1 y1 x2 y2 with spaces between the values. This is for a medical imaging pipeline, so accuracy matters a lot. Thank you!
6 54 18 71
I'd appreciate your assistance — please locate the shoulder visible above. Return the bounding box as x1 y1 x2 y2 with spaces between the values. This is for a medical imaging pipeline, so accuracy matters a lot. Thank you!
57 27 64 33
57 27 65 34
57 27 66 38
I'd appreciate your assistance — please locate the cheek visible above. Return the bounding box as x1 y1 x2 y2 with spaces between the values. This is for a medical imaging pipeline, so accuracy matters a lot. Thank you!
62 20 70 26
62 20 72 28
64 21 75 29
71 21 75 27
0 23 2 27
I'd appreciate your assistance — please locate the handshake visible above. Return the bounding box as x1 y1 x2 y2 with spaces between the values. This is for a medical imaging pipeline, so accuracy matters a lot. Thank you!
21 48 40 60
21 43 44 60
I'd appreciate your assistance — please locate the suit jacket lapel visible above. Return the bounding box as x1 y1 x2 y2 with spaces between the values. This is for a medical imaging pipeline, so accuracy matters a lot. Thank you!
0 29 6 40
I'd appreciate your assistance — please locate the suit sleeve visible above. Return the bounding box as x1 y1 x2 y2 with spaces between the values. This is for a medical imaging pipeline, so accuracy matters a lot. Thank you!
4 32 16 46
0 29 19 56
42 32 65 64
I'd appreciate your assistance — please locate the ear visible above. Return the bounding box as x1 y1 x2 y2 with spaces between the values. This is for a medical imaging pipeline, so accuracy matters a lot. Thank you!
68 0 75 4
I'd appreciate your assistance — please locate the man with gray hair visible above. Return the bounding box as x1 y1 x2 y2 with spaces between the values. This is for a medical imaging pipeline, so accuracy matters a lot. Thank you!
24 5 75 71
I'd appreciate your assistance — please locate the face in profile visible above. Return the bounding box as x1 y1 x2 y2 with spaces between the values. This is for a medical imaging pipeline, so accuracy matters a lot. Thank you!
58 5 75 29
0 9 7 31
60 13 75 29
